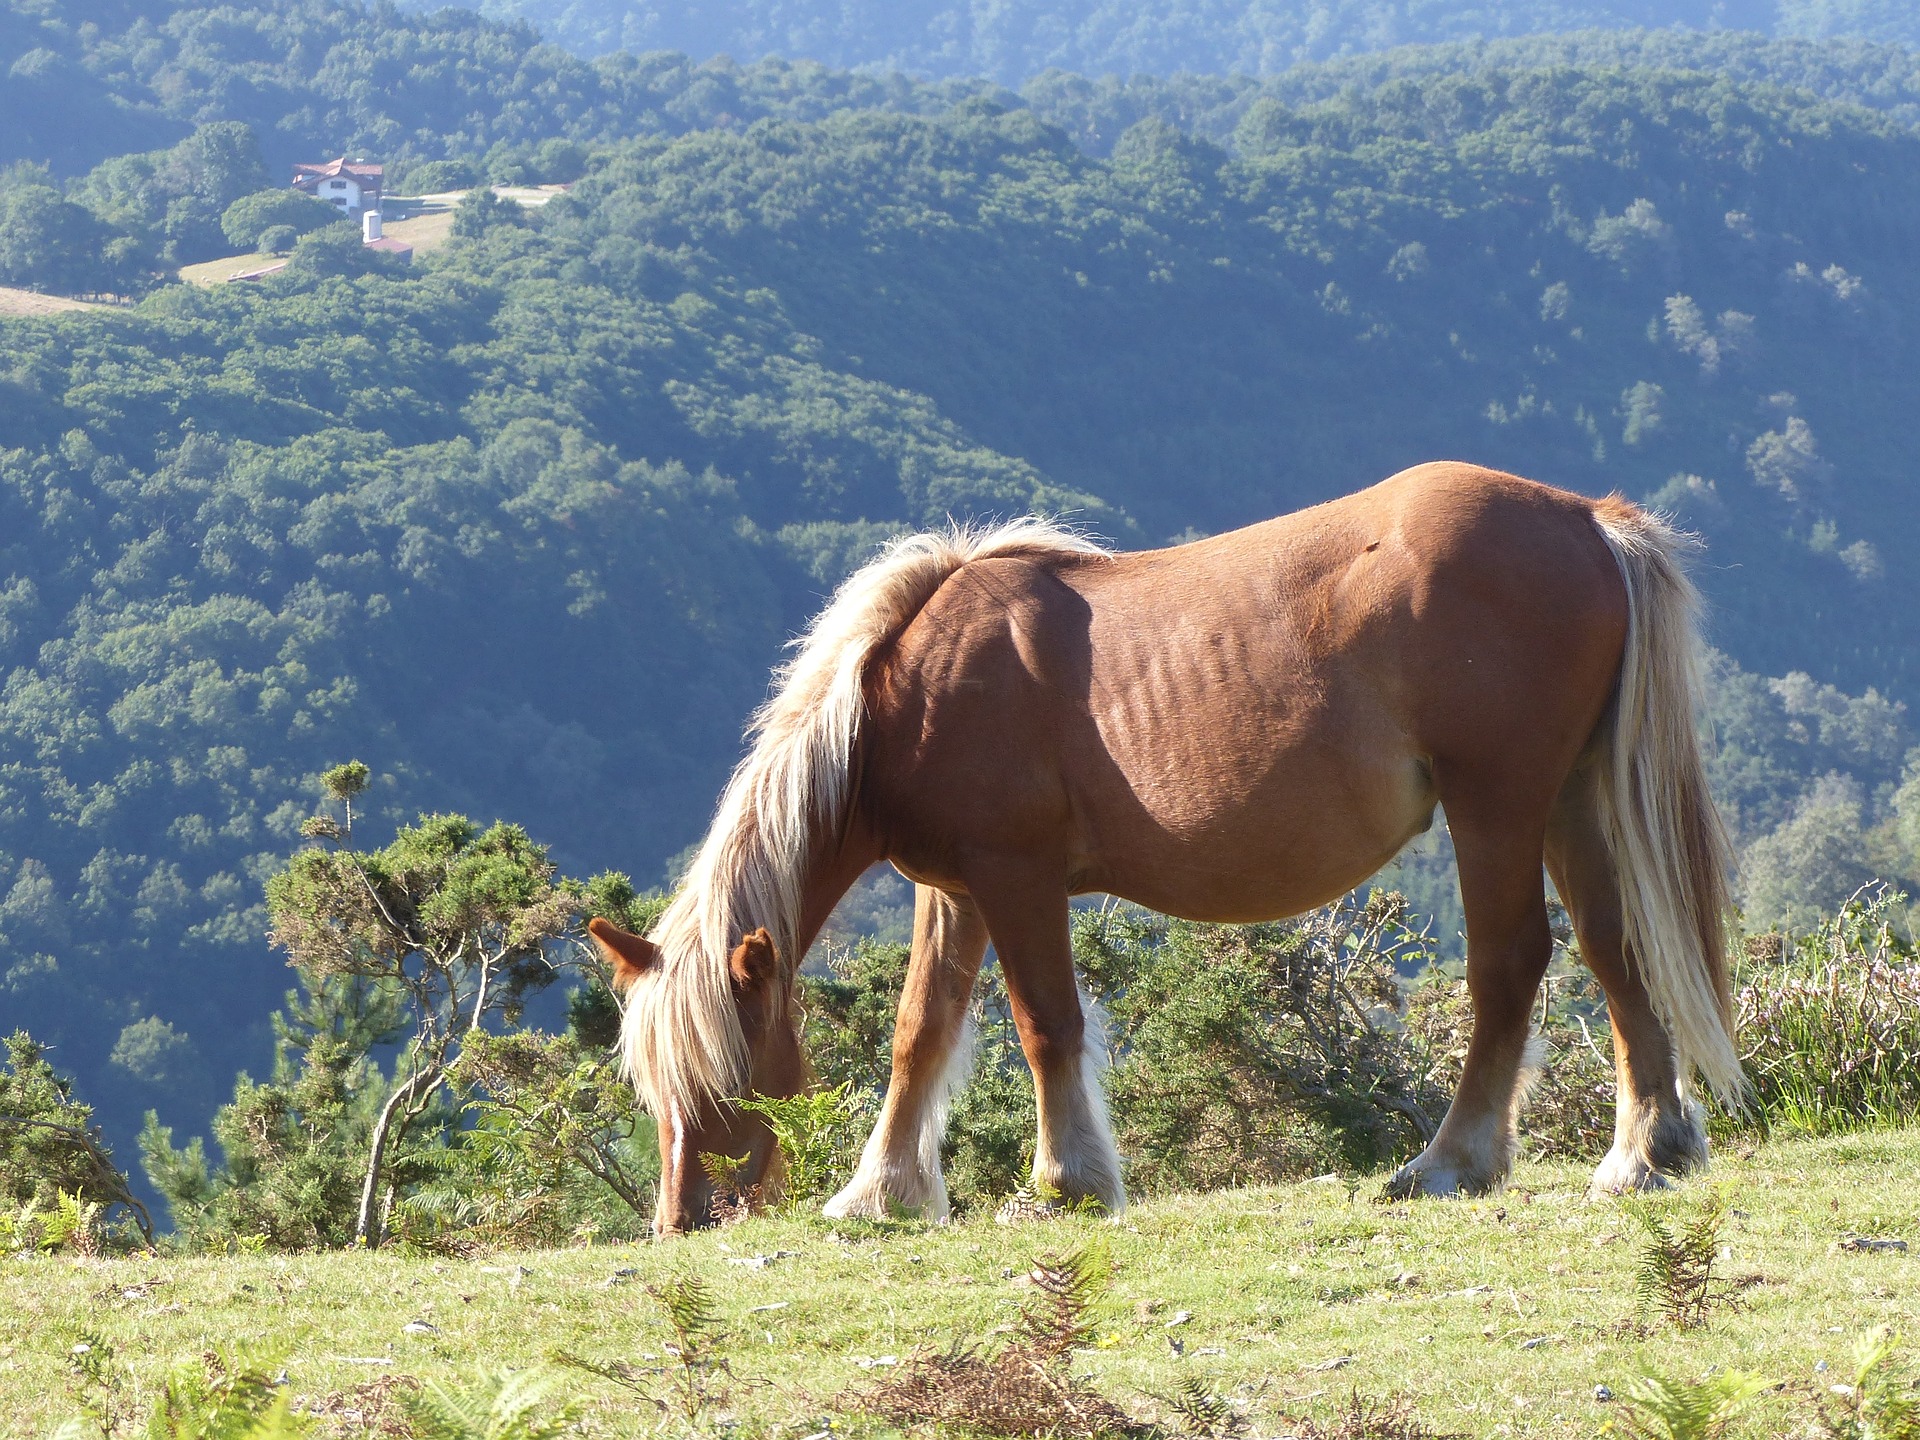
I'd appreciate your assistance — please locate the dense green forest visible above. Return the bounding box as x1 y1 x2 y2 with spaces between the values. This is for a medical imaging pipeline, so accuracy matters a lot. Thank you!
452 0 1916 83
7 0 1920 1203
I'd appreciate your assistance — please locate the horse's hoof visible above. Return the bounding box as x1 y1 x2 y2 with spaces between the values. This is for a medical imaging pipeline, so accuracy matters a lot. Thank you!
1383 1155 1509 1200
1382 1163 1459 1200
823 1182 888 1221
1589 1147 1673 1196
824 1172 949 1223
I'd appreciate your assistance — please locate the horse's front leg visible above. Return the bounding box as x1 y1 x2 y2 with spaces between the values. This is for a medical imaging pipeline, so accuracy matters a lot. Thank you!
970 870 1126 1213
824 884 987 1221
1388 805 1554 1197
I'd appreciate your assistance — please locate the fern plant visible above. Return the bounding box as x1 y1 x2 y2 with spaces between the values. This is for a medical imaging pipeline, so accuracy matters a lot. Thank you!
1162 1374 1244 1438
1820 1331 1920 1440
146 1349 312 1439
1605 1368 1769 1440
62 1331 135 1439
398 1368 578 1440
1018 1245 1112 1364
734 1081 866 1204
1627 1189 1733 1331
651 1272 728 1421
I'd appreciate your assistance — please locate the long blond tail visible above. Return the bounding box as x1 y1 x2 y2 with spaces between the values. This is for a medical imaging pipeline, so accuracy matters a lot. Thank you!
1588 498 1744 1103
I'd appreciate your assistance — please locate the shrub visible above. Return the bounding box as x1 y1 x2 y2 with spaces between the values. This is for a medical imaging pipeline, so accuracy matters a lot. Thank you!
400 158 483 194
1080 894 1445 1189
1402 965 1615 1162
806 893 1465 1210
254 223 297 253
219 188 339 249
1733 885 1920 1134
452 186 524 239
394 1028 657 1252
0 1031 151 1248
801 940 1034 1209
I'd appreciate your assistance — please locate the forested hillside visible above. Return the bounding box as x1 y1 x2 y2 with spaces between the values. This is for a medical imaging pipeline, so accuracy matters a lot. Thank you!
455 0 1915 83
7 0 1920 1188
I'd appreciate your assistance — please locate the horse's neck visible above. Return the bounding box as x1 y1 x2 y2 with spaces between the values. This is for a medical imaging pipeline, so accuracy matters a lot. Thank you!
788 818 884 970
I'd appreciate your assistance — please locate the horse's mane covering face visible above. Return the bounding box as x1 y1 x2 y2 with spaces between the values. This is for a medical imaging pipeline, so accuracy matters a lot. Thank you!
619 517 1109 1120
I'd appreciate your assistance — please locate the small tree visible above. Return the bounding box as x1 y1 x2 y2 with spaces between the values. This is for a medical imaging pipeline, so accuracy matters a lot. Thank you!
1 1031 152 1246
140 973 413 1249
266 762 589 1246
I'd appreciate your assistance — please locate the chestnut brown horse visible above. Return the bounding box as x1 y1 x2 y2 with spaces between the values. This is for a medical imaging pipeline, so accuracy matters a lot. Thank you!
589 462 1741 1235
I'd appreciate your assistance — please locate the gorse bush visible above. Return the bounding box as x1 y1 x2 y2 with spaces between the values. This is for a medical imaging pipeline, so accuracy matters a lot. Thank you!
1734 886 1920 1134
1403 962 1617 1162
1079 895 1444 1188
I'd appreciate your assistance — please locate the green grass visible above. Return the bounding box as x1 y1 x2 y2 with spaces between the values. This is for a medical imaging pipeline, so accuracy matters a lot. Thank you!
5 1131 1918 1438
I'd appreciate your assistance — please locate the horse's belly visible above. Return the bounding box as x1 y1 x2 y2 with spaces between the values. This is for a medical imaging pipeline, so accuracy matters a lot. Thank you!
1068 737 1435 923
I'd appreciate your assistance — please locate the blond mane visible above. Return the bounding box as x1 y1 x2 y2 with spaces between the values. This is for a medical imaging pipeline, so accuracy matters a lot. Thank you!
620 517 1108 1117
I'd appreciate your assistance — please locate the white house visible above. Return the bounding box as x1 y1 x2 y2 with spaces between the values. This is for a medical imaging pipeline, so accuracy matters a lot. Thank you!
292 158 384 217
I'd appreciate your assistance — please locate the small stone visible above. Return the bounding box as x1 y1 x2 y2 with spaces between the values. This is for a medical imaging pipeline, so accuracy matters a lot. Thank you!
1594 1385 1613 1403
1816 1360 1830 1373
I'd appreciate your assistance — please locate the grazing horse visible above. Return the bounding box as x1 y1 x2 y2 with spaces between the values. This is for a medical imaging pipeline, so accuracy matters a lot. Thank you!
589 462 1741 1235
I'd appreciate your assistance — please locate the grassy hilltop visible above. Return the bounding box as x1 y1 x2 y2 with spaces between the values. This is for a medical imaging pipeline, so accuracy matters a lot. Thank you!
4 1131 1917 1438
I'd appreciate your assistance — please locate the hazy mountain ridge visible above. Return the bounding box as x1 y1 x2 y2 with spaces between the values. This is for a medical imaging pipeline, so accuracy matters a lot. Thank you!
449 0 1916 83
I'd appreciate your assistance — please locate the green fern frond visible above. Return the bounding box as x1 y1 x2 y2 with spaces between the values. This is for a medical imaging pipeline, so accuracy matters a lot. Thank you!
146 1348 308 1439
399 1367 577 1440
1610 1368 1769 1440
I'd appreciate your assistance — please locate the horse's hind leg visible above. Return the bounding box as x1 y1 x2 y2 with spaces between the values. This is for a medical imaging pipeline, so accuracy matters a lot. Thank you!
1387 790 1555 1197
1545 769 1707 1194
824 884 988 1221
969 871 1126 1213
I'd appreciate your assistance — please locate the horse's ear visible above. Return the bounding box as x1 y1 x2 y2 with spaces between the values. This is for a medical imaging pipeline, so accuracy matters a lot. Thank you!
588 917 659 995
728 927 778 993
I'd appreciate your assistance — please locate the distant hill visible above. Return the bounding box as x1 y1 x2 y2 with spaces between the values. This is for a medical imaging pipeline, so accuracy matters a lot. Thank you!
445 0 1919 82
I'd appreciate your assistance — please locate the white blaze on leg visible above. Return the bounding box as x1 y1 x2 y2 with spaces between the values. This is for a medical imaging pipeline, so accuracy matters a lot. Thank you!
1032 990 1126 1213
826 1014 978 1221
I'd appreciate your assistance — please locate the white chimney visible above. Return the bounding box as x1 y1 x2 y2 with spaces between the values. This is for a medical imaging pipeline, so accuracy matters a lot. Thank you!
362 210 383 242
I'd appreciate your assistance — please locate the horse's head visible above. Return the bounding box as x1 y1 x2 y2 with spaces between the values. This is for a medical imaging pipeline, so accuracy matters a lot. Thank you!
587 916 806 1236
